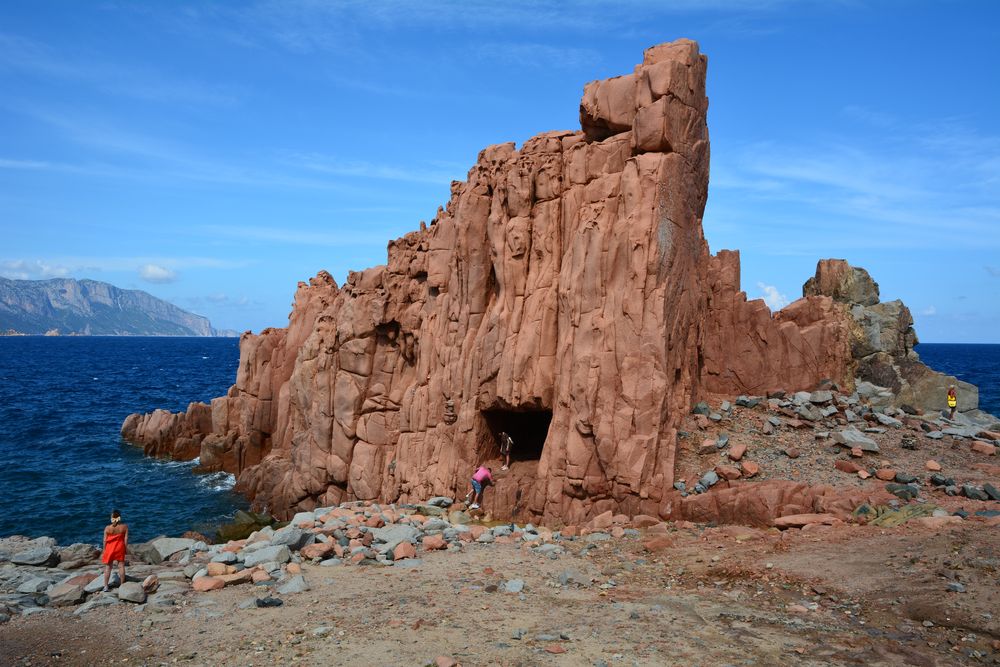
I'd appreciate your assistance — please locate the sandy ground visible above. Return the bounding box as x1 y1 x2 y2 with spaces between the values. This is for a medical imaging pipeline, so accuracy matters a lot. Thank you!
3 518 998 667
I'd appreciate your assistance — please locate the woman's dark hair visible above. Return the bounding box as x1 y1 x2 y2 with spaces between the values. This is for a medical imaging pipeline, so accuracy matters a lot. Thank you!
111 510 121 519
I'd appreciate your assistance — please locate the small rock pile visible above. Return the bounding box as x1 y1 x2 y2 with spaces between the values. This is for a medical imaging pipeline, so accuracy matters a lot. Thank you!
0 498 665 623
681 382 1000 508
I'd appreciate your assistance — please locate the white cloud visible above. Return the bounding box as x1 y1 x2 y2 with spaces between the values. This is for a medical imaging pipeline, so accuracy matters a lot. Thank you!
711 117 1000 251
920 306 937 316
138 264 178 283
0 259 71 280
756 282 789 310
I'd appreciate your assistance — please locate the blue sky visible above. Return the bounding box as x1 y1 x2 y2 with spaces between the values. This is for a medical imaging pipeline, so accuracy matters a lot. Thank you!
0 1 997 341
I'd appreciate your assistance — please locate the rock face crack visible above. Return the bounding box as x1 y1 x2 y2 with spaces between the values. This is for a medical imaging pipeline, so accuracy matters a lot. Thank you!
119 39 971 525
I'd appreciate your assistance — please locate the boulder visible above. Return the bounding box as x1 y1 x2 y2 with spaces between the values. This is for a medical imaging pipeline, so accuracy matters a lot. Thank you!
393 541 417 561
270 525 311 550
129 542 163 565
217 570 254 586
142 575 159 593
150 537 196 561
277 575 310 594
289 511 316 527
17 577 52 594
117 582 146 604
242 545 291 568
57 543 99 567
422 535 447 551
192 576 225 592
971 441 996 456
11 546 59 567
206 562 229 576
370 525 420 553
833 429 879 452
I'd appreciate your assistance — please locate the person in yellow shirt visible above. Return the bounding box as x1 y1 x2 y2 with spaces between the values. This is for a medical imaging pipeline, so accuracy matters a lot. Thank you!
947 385 957 420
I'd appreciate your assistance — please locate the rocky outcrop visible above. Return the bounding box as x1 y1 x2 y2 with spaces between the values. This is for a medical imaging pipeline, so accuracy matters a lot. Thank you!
700 251 853 395
120 39 987 524
0 277 236 336
803 258 978 414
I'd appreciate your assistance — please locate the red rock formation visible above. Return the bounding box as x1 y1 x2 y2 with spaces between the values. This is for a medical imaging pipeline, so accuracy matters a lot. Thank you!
120 40 918 524
700 251 852 396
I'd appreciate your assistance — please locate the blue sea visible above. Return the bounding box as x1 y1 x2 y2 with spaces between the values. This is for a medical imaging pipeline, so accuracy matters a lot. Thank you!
915 343 1000 417
0 338 995 547
0 336 246 546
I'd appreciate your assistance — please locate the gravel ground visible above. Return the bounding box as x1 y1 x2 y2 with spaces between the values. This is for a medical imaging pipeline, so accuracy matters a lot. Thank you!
3 517 999 666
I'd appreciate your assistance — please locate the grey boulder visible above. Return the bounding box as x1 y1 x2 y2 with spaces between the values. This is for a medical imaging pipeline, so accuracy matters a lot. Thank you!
270 526 311 550
833 428 879 452
276 575 310 594
369 525 420 553
242 545 291 568
48 582 86 607
12 546 59 567
117 581 146 603
150 537 196 561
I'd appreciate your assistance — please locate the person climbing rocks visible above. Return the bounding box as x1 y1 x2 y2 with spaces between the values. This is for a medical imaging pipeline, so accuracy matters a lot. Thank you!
499 430 513 471
101 509 128 592
465 465 494 510
947 384 958 420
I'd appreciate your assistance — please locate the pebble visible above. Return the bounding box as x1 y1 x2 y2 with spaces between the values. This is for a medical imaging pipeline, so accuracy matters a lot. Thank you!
504 579 524 594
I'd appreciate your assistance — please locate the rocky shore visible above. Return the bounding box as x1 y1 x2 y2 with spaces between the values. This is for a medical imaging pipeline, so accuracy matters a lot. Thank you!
3 474 1000 665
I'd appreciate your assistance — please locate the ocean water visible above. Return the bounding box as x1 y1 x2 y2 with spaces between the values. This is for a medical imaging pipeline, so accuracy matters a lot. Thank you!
0 336 245 546
915 343 1000 417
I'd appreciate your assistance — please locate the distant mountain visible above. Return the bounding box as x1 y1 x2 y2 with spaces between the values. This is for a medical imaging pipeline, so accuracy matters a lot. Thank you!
0 277 239 337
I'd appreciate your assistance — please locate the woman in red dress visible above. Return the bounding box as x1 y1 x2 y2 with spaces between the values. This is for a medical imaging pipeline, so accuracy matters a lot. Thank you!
101 510 128 592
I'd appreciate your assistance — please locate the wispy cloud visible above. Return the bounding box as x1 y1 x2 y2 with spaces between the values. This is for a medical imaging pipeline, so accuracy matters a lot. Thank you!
0 106 367 191
987 266 1000 278
711 114 1000 251
920 306 937 316
0 32 242 107
138 263 178 284
756 281 789 310
152 0 818 58
0 256 250 278
199 224 411 247
473 42 601 69
0 259 72 280
280 151 460 185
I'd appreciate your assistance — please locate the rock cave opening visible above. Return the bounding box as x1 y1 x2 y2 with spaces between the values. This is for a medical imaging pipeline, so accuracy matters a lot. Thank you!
481 408 553 462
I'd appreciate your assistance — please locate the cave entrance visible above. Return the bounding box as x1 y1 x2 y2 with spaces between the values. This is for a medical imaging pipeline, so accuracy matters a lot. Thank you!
481 408 553 462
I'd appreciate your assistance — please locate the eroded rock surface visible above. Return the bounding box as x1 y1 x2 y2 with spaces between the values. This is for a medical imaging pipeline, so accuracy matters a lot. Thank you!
804 258 977 414
120 40 986 524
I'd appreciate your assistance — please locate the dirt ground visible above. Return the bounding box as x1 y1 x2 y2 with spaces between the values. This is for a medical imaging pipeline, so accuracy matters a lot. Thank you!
3 518 998 667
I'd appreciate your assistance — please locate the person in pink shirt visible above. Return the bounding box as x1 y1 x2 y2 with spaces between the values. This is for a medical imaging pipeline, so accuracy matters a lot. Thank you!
465 465 493 509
